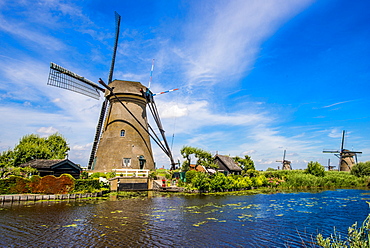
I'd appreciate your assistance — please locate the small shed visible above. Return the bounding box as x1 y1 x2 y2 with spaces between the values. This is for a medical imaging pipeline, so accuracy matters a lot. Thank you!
20 159 82 179
214 155 242 175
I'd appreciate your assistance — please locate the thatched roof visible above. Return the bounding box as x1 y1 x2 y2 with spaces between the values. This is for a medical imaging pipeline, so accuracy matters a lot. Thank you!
214 155 242 172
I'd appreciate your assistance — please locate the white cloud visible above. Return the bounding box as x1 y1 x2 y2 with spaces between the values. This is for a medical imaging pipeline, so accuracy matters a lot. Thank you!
37 126 59 135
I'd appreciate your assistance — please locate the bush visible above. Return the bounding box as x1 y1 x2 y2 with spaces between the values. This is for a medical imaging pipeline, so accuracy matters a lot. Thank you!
185 170 197 183
351 161 370 177
306 161 325 177
74 179 101 193
191 172 210 192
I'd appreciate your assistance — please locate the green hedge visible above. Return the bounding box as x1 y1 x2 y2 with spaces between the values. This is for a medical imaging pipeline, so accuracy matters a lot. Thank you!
73 179 101 193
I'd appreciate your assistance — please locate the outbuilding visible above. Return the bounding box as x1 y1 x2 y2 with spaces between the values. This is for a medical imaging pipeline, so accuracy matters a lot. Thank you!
20 159 82 179
214 155 242 175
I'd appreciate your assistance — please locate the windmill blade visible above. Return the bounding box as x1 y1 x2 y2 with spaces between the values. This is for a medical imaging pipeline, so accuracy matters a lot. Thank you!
152 88 179 96
323 150 340 153
48 62 104 100
148 59 155 89
341 130 345 152
107 11 121 84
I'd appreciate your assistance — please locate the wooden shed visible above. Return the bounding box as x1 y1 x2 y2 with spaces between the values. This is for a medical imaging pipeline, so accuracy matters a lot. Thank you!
20 159 82 179
214 155 242 175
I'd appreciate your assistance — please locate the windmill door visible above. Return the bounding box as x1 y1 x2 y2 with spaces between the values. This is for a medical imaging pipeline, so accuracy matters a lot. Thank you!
139 155 146 169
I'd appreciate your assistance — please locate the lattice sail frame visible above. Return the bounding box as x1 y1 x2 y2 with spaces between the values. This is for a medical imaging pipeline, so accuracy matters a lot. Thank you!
48 62 104 100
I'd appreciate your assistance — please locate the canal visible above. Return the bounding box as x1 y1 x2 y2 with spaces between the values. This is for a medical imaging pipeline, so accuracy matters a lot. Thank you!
1 189 369 247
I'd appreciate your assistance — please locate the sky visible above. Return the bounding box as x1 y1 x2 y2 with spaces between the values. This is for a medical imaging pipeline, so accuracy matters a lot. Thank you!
0 0 369 170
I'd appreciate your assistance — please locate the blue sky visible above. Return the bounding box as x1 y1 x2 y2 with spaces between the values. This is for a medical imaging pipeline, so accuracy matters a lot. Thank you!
0 0 369 170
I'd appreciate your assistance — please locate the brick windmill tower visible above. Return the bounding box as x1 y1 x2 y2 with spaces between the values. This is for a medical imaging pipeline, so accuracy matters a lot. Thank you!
47 12 175 172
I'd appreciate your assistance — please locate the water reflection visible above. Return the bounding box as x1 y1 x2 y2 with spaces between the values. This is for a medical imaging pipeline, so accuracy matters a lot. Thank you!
0 189 369 247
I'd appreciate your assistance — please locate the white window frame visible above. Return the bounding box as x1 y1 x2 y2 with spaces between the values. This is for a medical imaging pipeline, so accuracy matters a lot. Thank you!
122 158 131 167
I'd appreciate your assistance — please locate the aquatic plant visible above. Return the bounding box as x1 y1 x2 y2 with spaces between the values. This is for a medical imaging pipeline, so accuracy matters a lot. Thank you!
317 207 370 247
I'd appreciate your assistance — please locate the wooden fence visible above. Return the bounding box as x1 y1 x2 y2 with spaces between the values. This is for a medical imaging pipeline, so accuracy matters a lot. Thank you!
0 192 103 203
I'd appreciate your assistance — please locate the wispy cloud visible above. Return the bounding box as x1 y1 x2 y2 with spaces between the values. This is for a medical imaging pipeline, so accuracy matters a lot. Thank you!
322 100 355 108
176 0 313 87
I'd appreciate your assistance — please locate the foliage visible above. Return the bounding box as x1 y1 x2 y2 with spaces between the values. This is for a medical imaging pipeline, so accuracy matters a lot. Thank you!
105 171 116 179
0 174 75 194
74 179 101 193
351 161 370 177
90 172 106 179
234 155 255 171
180 146 218 171
149 171 158 180
191 171 210 192
244 169 260 178
317 205 370 247
1 166 38 179
209 172 231 191
0 150 15 168
185 170 198 183
272 170 364 189
0 133 69 168
305 161 325 177
80 171 89 179
266 177 285 187
266 167 277 171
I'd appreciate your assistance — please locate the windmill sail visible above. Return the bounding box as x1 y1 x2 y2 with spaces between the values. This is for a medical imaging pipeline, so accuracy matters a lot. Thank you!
88 12 121 169
48 62 104 100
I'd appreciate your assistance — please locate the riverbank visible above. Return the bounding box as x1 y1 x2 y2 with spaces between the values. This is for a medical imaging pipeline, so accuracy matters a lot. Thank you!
0 191 105 203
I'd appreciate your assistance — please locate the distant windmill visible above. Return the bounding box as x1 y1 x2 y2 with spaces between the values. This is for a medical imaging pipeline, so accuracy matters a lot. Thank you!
323 130 362 171
323 159 336 171
276 150 292 170
47 12 176 172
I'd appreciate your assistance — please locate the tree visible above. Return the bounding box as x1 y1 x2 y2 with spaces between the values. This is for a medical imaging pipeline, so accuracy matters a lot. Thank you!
180 146 218 171
305 161 325 177
234 155 255 171
0 133 70 167
351 161 370 177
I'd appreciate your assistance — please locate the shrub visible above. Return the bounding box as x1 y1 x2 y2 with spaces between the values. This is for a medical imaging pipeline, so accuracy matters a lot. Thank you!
185 170 197 183
90 172 106 179
191 172 210 192
306 161 325 177
351 161 370 177
74 179 101 193
8 176 30 194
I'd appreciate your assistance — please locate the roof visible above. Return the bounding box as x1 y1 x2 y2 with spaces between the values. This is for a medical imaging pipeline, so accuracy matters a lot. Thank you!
189 164 207 172
214 155 242 172
20 159 81 171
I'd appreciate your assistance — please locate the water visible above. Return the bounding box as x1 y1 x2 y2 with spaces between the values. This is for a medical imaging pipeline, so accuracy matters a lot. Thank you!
0 189 369 247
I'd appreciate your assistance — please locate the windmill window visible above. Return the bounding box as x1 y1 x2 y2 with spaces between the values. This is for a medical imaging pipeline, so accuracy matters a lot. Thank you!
123 158 131 167
120 130 125 137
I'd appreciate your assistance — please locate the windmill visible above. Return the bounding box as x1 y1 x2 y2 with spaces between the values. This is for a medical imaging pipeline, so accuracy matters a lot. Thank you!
276 150 292 170
323 159 336 171
323 130 362 171
47 12 176 172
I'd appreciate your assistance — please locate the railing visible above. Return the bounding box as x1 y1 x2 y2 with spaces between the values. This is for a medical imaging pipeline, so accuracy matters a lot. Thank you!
112 169 150 177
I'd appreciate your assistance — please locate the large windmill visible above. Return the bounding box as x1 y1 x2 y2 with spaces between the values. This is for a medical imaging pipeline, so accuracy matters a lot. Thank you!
276 150 292 170
47 12 176 172
323 130 362 171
